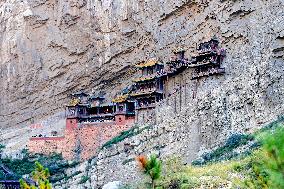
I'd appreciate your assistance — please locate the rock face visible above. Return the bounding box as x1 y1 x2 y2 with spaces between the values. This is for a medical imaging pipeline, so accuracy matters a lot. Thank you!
0 0 284 187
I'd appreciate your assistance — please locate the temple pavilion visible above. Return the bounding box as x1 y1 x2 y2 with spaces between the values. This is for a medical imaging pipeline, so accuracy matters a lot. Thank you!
166 47 188 75
112 92 135 116
65 91 89 119
86 94 115 123
131 58 165 110
66 92 115 123
188 37 226 79
112 88 135 124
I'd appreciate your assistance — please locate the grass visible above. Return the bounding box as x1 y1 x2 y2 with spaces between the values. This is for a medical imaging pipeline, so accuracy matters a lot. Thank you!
154 117 284 189
157 157 250 189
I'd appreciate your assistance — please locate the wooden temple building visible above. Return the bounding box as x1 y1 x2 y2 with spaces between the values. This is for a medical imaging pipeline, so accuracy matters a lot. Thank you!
66 94 112 123
189 37 226 79
129 59 166 123
65 90 136 126
166 48 188 75
112 89 135 125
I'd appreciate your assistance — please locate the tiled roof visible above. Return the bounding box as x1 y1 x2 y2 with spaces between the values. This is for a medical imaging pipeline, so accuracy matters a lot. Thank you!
135 58 161 68
112 95 129 103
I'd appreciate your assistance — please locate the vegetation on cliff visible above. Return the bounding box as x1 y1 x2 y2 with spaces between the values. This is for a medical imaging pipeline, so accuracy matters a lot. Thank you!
156 124 284 189
0 118 283 189
20 161 52 189
102 125 150 149
129 120 284 189
0 151 78 183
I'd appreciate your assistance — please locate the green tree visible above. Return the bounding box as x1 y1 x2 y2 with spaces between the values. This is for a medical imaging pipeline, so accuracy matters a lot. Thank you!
137 154 162 189
0 144 5 159
261 126 284 188
245 126 284 189
20 161 52 189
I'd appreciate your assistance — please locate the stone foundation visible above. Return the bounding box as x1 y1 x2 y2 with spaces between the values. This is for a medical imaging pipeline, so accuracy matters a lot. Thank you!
28 116 135 160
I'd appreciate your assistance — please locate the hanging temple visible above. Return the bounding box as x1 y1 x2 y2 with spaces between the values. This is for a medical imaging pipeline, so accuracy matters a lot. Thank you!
27 37 226 160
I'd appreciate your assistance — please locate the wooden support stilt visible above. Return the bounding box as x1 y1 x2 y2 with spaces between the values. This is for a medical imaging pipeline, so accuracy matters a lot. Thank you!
193 79 198 99
185 80 187 105
179 76 182 112
174 77 177 113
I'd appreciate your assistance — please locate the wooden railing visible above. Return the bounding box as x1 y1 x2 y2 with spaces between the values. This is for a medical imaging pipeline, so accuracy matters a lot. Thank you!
0 180 20 189
29 136 65 141
191 68 225 80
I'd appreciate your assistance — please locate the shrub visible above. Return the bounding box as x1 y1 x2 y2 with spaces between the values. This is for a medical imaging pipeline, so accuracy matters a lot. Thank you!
158 157 185 187
0 150 76 183
180 183 191 189
0 144 5 159
102 125 150 148
79 175 90 184
118 185 133 189
194 133 254 165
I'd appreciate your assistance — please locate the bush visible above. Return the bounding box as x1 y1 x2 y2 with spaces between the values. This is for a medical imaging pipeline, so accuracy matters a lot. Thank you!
79 175 90 184
0 150 77 183
180 183 191 189
102 125 150 148
0 144 5 159
192 116 284 166
193 133 254 165
118 185 134 189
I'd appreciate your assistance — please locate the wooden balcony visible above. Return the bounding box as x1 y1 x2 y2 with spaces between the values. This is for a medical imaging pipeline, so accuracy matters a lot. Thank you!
114 111 135 115
130 89 163 97
188 60 219 68
166 60 189 76
191 68 225 80
80 113 114 119
0 181 20 189
135 103 156 110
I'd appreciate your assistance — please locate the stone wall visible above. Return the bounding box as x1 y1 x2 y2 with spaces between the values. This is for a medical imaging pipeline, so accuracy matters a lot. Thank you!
28 117 135 160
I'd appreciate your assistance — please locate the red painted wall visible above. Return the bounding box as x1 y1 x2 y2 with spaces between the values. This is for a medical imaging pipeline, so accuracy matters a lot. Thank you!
28 116 135 160
66 118 78 130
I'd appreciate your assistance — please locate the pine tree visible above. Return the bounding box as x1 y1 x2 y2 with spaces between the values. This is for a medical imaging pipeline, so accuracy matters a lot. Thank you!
245 126 284 189
20 161 52 189
137 154 162 189
261 127 284 188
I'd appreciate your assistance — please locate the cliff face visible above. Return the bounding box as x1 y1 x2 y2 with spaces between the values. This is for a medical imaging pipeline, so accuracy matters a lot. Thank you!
0 0 284 174
0 0 139 154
